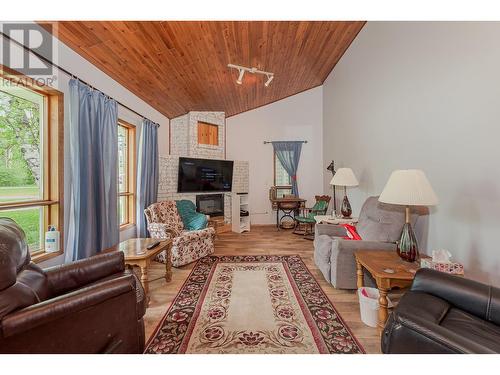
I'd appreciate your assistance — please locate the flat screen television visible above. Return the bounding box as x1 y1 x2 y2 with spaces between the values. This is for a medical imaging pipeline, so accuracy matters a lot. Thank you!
177 157 234 193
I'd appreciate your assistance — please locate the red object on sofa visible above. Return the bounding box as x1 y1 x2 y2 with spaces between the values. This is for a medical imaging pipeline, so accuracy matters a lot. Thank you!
341 224 362 240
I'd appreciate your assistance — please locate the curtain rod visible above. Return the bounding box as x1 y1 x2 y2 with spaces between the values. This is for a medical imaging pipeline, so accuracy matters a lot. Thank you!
0 31 160 125
263 140 308 144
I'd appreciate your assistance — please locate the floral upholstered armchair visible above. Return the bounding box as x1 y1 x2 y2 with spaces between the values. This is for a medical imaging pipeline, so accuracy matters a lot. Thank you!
144 201 216 267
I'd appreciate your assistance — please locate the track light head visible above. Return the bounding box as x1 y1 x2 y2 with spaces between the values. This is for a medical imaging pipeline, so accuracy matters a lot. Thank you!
228 63 274 87
264 74 274 87
236 69 245 85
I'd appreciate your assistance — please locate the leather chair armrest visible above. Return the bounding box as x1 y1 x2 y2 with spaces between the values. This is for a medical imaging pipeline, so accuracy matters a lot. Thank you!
1 274 136 338
45 252 125 296
411 268 500 324
383 291 499 353
315 223 347 238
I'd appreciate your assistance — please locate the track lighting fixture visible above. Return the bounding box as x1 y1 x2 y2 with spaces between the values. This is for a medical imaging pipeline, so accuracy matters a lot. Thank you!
264 74 274 87
236 69 245 85
228 63 274 87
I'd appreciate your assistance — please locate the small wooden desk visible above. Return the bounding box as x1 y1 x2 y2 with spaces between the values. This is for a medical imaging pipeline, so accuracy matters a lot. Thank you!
105 238 172 302
354 250 427 334
271 197 306 230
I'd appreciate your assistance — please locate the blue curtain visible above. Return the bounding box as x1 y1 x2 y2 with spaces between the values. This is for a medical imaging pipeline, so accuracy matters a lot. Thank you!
136 118 159 237
272 141 303 196
66 79 119 261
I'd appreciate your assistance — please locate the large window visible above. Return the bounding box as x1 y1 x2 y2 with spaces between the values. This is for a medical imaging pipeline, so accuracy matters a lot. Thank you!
0 71 63 261
274 152 292 198
118 120 136 228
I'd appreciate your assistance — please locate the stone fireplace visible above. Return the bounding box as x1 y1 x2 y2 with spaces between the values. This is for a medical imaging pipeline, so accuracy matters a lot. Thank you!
157 110 249 224
196 194 224 217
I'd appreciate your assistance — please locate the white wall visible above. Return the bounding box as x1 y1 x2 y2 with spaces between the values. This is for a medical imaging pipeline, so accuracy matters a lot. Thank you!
323 22 500 285
6 22 499 285
0 22 170 266
226 86 324 225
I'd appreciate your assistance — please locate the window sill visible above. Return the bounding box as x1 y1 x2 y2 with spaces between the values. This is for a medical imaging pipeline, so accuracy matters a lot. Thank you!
120 223 136 232
32 250 63 264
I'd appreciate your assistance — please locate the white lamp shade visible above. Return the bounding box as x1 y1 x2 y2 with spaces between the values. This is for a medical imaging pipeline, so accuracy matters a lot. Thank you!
378 169 438 206
329 168 359 187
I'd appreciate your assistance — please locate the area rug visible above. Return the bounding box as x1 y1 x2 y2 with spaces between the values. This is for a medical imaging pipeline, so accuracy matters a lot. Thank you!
145 255 364 354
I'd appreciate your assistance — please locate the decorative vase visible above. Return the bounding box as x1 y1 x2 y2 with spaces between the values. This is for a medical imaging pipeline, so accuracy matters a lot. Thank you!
397 222 419 262
341 195 352 218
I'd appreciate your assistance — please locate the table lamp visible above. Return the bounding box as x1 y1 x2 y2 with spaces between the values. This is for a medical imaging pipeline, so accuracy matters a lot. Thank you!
329 168 359 218
378 169 438 262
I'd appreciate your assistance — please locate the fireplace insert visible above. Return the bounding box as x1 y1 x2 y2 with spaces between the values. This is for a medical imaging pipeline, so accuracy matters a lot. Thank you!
196 194 224 217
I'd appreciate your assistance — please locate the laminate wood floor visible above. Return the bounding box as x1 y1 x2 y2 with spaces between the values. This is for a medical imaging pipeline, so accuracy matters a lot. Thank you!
143 225 383 354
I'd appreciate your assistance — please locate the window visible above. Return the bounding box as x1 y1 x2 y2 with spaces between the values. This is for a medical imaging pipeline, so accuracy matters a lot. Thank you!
118 120 136 228
0 69 63 261
274 152 292 198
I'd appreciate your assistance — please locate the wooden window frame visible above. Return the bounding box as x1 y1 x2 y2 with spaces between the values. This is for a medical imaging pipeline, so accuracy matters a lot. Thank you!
273 151 293 197
118 120 136 230
0 65 64 263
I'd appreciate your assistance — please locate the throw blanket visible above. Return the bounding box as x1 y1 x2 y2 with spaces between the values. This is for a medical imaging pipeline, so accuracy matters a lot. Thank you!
175 200 208 231
341 224 362 240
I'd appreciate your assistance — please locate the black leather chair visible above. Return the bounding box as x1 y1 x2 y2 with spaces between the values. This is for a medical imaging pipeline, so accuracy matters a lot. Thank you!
382 268 500 353
0 217 146 353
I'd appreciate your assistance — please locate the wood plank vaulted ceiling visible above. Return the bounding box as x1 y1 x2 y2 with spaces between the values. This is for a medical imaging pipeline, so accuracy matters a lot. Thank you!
47 21 365 118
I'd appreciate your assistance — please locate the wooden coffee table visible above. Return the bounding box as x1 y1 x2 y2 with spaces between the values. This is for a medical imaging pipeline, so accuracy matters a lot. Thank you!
354 250 428 334
105 238 173 302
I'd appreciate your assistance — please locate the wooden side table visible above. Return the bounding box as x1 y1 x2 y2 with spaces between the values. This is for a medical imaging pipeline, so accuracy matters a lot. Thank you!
207 217 222 238
354 250 427 334
104 238 173 303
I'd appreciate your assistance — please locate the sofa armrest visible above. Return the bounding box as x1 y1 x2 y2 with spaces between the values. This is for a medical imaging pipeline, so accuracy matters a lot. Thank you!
332 238 396 272
175 227 216 246
411 268 500 324
147 223 180 239
45 252 125 296
315 223 347 237
2 274 136 338
330 239 397 289
334 238 397 253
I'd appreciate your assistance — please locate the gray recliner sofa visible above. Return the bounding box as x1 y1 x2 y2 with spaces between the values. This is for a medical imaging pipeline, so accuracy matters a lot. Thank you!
314 196 426 289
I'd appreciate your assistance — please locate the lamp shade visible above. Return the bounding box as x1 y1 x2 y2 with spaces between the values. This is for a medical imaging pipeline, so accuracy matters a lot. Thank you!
378 169 438 206
329 168 359 187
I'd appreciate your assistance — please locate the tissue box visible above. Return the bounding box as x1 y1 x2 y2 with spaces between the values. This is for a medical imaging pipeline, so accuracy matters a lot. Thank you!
420 258 464 275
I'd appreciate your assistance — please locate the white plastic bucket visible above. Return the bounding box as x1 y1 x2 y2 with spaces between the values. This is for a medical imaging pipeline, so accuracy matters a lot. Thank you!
357 287 392 328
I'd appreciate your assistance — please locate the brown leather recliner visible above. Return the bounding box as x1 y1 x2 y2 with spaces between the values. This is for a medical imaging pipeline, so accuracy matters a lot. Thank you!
382 268 500 353
0 218 146 353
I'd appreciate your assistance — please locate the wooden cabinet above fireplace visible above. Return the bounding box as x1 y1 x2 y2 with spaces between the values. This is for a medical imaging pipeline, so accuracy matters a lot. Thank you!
197 121 219 146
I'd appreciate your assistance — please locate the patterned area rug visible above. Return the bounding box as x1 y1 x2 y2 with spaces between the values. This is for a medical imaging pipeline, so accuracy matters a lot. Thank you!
145 255 364 354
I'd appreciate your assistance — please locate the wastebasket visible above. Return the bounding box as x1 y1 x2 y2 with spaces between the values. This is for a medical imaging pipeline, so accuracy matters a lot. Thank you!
357 287 392 327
